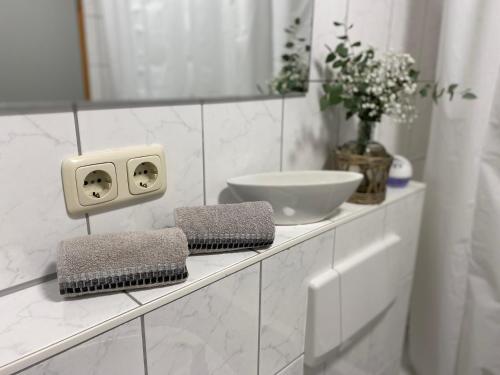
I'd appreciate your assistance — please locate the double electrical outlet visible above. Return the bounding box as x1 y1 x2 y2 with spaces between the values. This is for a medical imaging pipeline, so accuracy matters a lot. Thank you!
61 145 167 216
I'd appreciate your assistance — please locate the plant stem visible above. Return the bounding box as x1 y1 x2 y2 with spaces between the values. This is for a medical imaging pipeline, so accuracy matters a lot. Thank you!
357 121 374 154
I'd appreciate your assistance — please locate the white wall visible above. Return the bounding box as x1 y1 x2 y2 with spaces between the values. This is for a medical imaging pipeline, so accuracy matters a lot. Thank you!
0 0 84 102
0 0 442 292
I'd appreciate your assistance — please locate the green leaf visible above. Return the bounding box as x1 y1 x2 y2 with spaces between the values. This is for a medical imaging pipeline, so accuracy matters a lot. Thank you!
305 45 311 52
351 41 361 47
329 95 343 105
328 84 343 105
346 111 355 120
285 42 294 48
419 87 428 97
337 35 348 40
409 69 419 80
432 85 445 104
281 54 290 62
295 17 301 25
353 54 363 63
462 92 477 99
343 98 356 110
333 21 344 26
447 83 458 100
320 95 329 111
332 60 345 68
326 52 336 63
335 43 348 58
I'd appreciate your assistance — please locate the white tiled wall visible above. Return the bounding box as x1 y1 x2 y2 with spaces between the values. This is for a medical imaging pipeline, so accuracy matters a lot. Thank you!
0 113 87 291
143 263 260 375
203 99 282 204
282 84 337 170
260 231 335 375
19 319 144 375
2 186 424 375
77 105 204 233
0 2 433 374
0 0 437 318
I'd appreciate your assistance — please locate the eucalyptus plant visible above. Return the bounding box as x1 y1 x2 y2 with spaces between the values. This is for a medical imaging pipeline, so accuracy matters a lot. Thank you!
320 21 476 151
270 17 310 95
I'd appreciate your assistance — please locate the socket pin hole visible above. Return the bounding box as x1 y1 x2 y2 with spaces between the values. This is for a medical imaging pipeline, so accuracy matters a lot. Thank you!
133 161 158 189
82 169 112 199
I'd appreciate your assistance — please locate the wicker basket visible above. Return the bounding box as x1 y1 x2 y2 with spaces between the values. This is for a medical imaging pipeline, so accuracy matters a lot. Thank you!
335 148 393 204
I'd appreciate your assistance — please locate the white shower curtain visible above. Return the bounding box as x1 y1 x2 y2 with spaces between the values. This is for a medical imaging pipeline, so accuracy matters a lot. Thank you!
408 0 500 374
86 0 311 100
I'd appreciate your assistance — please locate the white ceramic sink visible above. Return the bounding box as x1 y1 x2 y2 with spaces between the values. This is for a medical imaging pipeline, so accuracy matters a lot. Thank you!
227 171 363 225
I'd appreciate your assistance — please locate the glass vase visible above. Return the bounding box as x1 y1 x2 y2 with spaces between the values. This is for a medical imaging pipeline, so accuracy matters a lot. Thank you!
335 121 393 204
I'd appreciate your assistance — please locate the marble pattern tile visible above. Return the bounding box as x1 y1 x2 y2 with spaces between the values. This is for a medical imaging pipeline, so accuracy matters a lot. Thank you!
385 191 425 282
282 83 337 170
411 158 426 182
334 207 385 263
348 0 393 51
277 355 305 375
203 100 282 204
0 279 138 369
129 250 258 304
144 264 259 375
373 117 411 158
0 113 87 291
77 105 203 233
309 0 348 80
387 0 426 57
19 318 144 375
259 231 335 375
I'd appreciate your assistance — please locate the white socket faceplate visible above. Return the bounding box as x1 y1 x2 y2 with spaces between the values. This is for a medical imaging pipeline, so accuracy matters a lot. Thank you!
61 145 167 217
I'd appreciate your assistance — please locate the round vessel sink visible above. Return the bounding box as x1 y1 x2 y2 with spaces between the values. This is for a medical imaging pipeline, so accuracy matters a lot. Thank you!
227 171 363 225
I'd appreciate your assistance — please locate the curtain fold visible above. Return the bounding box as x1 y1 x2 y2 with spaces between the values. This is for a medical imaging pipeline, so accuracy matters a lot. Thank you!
85 0 312 101
408 0 500 374
457 69 500 375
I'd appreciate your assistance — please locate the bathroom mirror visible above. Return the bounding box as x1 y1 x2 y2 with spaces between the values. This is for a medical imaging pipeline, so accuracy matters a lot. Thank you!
0 0 313 107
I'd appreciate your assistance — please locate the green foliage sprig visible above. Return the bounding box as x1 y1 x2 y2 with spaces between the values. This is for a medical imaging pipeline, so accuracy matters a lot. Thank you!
320 21 476 123
270 17 310 95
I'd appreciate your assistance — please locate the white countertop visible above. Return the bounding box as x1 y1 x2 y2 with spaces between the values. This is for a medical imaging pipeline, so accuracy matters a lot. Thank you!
0 182 425 375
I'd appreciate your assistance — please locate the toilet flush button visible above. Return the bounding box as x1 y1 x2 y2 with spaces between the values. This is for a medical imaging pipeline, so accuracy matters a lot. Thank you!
304 269 341 367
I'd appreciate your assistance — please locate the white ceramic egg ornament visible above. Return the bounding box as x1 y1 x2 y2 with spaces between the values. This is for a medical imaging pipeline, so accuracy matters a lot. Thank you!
388 155 413 187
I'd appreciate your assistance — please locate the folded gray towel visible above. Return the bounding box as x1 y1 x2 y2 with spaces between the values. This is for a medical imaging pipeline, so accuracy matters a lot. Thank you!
175 201 275 254
57 228 189 297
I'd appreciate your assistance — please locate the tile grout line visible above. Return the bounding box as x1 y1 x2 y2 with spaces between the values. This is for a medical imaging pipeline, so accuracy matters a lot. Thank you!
10 318 140 374
85 214 91 235
256 261 263 375
273 353 305 375
0 273 57 298
72 104 82 156
73 105 92 236
126 292 143 306
279 96 285 171
201 104 207 205
140 316 149 375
